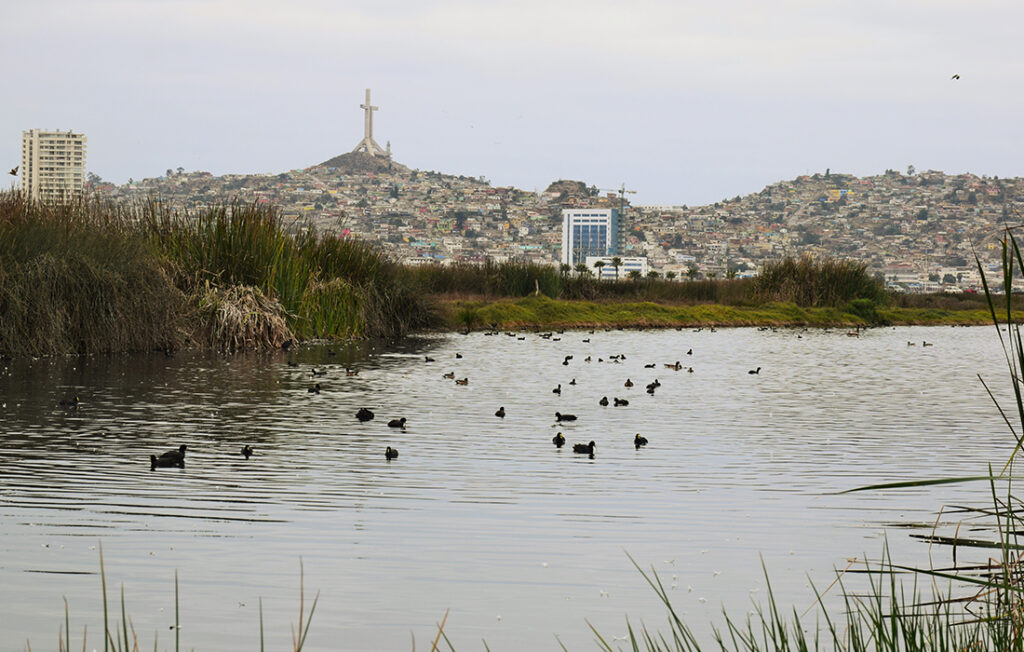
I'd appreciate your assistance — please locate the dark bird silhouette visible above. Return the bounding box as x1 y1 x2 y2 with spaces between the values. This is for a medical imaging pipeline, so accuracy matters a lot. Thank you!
573 440 596 456
686 349 693 355
555 412 577 422
552 384 561 395
748 367 761 375
644 363 655 368
345 368 359 376
281 339 293 351
356 407 375 422
241 445 253 459
951 74 960 80
569 378 577 385
455 353 463 359
599 396 609 406
634 433 648 449
150 445 187 470
58 395 80 409
387 417 407 428
8 166 17 176
624 378 633 388
495 406 505 418
308 383 321 394
424 356 435 362
287 361 299 367
552 432 565 448
310 368 327 377
385 446 399 460
443 371 455 379
614 397 629 407
455 377 469 385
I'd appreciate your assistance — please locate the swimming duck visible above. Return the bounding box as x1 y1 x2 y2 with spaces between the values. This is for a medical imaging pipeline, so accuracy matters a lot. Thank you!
287 361 299 367
573 440 596 456
455 377 469 385
346 368 359 376
599 396 609 406
687 349 693 355
495 406 506 418
552 384 561 395
356 407 375 422
387 417 407 428
385 446 399 460
443 371 455 379
569 378 577 385
552 432 565 448
308 383 321 394
624 379 633 388
555 412 577 422
455 353 463 359
425 356 436 362
310 368 327 377
150 445 187 470
58 395 80 409
241 445 253 459
665 361 682 370
634 434 648 449
614 398 629 407
644 363 655 369
748 367 761 375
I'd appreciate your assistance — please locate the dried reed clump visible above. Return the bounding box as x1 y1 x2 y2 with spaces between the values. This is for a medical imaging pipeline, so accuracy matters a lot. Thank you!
193 284 294 352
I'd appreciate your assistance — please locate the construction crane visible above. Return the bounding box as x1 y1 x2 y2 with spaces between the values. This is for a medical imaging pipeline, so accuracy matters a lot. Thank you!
595 183 637 254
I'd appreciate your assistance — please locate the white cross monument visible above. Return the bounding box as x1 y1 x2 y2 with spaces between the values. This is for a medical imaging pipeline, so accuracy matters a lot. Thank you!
351 88 390 157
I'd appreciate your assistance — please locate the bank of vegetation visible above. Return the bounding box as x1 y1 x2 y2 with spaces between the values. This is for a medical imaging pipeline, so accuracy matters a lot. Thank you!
0 192 436 356
0 192 1011 356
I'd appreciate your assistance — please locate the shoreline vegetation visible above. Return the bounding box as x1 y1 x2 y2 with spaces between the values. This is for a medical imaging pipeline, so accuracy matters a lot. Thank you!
0 191 1014 357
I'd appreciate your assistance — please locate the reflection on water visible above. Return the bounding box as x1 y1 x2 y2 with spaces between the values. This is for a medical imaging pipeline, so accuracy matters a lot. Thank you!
0 326 1014 650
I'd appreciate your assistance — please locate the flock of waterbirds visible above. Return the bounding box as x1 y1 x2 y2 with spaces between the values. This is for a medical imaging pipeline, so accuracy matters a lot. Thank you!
50 325 776 469
53 324 945 470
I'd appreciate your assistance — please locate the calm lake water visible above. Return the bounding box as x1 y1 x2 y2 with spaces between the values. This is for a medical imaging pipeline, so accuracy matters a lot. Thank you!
0 326 1016 651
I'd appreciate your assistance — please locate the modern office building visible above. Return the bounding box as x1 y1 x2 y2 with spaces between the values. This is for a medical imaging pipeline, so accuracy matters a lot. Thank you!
560 208 619 266
21 129 87 202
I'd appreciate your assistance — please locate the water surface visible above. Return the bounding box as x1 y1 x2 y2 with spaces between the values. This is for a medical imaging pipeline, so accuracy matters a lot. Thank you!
0 326 1013 650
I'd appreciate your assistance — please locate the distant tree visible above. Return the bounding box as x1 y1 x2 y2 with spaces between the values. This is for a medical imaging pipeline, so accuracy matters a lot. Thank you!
647 270 660 279
943 274 957 285
916 208 929 220
928 273 940 282
707 272 718 279
574 262 591 277
665 271 677 281
628 270 642 280
726 268 737 279
611 256 623 281
165 169 173 177
176 167 184 175
907 164 916 176
593 260 606 279
686 266 699 280
559 263 571 277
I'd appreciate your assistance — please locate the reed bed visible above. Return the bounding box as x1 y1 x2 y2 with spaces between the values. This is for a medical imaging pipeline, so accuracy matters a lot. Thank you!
751 255 886 308
0 192 436 354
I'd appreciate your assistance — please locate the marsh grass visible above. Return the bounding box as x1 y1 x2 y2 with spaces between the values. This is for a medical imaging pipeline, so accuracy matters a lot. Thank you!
0 192 437 354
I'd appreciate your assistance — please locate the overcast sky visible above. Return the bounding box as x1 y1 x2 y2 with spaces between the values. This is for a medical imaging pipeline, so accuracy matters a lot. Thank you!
4 0 1022 205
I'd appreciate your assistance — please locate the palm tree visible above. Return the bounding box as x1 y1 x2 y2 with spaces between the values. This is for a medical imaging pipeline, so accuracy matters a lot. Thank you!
559 263 571 278
593 260 606 280
666 271 677 281
611 256 623 281
686 266 699 281
647 270 660 279
574 262 590 277
628 270 642 281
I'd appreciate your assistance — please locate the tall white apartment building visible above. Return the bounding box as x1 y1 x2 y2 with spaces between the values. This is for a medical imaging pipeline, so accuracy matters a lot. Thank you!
560 208 619 267
21 129 87 202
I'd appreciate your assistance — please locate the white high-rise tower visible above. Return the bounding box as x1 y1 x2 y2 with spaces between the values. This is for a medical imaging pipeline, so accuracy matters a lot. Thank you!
21 129 87 202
